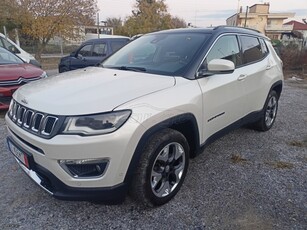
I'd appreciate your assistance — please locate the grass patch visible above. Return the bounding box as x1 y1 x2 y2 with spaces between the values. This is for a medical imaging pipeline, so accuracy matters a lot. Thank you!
231 154 248 164
288 139 307 148
266 161 294 169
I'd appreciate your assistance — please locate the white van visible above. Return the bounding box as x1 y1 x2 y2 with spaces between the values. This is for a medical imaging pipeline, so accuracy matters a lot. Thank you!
0 33 41 67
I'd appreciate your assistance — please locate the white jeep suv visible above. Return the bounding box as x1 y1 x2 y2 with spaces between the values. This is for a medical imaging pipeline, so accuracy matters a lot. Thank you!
5 27 283 206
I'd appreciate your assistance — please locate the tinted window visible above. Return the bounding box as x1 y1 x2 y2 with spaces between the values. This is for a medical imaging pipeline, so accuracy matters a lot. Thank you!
110 40 128 52
78 44 92 57
203 35 241 68
240 36 263 64
92 43 106 56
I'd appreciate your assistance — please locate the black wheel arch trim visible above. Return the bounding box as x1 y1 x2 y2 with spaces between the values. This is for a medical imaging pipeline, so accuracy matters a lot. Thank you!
124 113 200 186
269 80 283 99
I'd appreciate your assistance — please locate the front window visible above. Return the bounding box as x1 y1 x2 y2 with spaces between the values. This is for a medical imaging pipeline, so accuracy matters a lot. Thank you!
199 35 241 72
78 44 92 57
103 33 209 76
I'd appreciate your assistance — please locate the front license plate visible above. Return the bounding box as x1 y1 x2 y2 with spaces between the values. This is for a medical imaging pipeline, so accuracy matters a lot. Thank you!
8 140 30 168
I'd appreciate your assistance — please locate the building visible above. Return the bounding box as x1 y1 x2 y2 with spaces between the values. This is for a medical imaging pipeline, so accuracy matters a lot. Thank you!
282 20 307 48
49 25 114 46
226 3 295 40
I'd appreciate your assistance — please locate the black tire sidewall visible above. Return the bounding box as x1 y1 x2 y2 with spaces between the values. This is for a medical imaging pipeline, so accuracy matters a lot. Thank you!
143 129 190 206
261 90 278 131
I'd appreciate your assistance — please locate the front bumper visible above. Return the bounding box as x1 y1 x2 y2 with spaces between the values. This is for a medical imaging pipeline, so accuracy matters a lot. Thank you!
13 152 128 203
0 86 17 109
5 113 145 201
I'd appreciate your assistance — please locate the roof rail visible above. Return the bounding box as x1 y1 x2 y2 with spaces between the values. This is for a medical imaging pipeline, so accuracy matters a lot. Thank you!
213 25 261 34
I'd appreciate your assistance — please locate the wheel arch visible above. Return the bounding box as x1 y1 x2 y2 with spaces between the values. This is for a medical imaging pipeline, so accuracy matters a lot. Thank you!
124 113 200 186
270 80 283 99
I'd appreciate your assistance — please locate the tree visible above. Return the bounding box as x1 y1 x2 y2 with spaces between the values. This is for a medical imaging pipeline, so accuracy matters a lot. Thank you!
171 16 187 29
124 0 173 36
14 0 98 59
0 0 19 33
106 17 126 35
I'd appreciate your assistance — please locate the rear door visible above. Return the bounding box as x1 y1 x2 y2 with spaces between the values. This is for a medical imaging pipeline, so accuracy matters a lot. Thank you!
87 42 107 65
237 35 272 115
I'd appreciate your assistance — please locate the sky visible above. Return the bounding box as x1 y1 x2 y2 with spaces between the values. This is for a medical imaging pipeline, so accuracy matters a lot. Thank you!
97 0 307 27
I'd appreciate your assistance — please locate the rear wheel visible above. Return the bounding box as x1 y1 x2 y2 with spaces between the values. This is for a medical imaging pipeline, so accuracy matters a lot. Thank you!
130 129 189 207
253 90 279 131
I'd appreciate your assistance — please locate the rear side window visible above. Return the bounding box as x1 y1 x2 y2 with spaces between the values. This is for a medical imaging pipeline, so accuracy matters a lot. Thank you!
240 36 263 64
110 40 128 52
92 43 106 56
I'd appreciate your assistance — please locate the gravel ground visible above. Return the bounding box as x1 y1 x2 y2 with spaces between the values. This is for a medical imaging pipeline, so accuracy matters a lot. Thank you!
0 81 306 230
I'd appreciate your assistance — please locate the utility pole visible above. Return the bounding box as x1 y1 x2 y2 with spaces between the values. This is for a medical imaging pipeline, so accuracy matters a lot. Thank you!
97 13 100 39
244 6 248 28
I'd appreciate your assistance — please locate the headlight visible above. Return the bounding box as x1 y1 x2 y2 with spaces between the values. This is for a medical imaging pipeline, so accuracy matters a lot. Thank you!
40 71 48 78
62 110 131 135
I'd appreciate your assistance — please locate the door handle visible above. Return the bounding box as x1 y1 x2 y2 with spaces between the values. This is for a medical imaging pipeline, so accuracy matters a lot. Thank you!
266 65 273 70
237 74 247 81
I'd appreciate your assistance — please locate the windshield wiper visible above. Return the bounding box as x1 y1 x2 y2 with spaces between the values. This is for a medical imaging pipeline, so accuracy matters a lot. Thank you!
110 66 147 72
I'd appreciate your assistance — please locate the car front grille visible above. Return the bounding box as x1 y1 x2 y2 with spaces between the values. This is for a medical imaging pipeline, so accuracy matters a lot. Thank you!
0 76 41 87
8 100 63 139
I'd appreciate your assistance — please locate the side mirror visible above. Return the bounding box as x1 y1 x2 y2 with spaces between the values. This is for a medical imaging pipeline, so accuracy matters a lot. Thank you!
207 59 235 73
70 51 76 57
9 46 18 53
77 54 85 60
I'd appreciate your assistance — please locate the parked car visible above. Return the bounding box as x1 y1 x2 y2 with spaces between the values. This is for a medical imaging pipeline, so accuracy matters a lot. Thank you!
58 35 130 73
6 26 283 206
0 47 47 110
0 33 41 68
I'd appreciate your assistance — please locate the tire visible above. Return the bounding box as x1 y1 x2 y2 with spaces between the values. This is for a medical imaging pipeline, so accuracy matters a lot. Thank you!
130 128 190 207
253 90 279 131
59 66 69 73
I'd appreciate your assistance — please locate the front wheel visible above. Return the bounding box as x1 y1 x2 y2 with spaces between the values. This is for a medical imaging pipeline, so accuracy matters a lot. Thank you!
130 129 189 207
253 90 279 131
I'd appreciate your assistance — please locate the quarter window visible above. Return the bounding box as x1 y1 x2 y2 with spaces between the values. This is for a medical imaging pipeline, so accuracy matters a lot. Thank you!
259 39 269 56
203 35 241 69
240 36 263 64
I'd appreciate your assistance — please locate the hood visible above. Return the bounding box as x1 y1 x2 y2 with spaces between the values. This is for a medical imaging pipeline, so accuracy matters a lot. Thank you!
0 63 43 81
15 67 175 115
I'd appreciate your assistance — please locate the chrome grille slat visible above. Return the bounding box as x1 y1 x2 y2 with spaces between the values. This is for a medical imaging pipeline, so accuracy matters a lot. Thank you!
23 110 34 128
42 116 59 136
31 113 44 132
8 100 59 137
0 76 41 86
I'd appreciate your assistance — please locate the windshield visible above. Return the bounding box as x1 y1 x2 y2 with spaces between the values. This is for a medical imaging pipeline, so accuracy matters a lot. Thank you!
0 47 24 65
103 32 209 76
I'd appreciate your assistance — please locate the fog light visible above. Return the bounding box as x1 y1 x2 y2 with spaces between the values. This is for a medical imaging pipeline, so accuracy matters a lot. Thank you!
59 159 109 178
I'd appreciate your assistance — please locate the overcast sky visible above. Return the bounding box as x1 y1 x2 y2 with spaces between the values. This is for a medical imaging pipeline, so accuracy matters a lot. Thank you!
97 0 307 27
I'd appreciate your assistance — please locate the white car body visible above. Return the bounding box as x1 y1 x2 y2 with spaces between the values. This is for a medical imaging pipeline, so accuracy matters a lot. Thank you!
5 27 283 205
0 33 41 67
